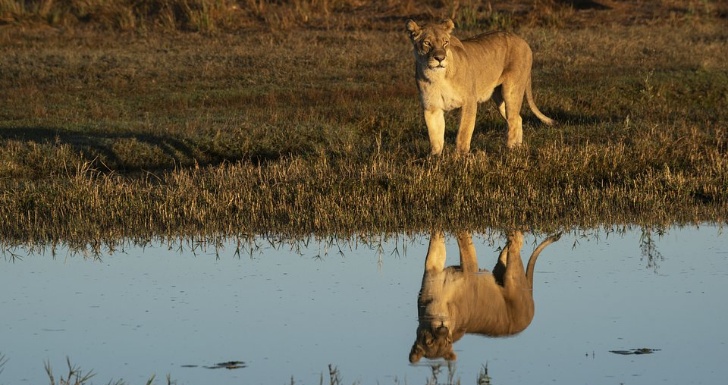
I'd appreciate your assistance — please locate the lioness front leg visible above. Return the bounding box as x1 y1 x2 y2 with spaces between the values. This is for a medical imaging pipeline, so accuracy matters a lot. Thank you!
425 231 447 272
424 109 445 155
455 101 477 154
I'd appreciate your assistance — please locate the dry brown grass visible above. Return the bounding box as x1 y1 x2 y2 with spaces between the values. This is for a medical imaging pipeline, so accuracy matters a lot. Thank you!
0 1 726 247
1 0 725 31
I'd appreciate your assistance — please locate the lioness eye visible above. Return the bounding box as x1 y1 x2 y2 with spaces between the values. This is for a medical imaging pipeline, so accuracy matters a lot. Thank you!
423 41 431 47
444 40 449 47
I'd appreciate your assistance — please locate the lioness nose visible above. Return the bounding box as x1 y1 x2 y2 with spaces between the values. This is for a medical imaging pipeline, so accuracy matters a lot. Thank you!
434 52 445 62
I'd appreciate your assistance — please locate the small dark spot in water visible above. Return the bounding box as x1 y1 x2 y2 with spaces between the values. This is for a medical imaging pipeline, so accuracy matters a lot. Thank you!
184 360 246 369
610 348 660 355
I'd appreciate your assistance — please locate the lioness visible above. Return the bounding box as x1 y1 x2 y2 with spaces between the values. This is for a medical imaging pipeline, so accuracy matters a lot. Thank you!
409 231 560 363
406 19 555 154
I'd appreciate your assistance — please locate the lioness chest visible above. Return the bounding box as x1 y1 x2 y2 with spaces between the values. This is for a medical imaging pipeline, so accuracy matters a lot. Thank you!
417 73 465 112
420 269 501 311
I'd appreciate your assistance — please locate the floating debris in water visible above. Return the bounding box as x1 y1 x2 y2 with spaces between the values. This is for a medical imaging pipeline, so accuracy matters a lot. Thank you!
181 361 246 369
609 348 661 355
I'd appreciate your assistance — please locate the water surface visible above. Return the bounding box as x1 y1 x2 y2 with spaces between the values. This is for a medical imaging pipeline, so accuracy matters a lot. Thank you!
1 226 727 384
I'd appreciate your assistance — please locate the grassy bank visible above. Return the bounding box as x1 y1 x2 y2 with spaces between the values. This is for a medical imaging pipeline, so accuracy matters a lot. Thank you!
1 1 727 246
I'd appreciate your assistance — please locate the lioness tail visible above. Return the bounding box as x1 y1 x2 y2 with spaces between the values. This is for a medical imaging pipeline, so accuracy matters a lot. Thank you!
526 76 556 126
526 232 561 288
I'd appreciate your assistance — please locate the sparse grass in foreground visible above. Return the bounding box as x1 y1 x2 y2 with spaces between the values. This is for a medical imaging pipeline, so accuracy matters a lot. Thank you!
0 2 726 247
45 357 96 385
43 357 171 385
21 357 485 385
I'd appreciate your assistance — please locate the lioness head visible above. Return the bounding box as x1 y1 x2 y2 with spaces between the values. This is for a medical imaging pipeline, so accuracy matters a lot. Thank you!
406 19 456 71
409 319 457 363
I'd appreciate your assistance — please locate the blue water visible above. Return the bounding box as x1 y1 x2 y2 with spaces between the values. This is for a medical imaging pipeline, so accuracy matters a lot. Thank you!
1 225 726 385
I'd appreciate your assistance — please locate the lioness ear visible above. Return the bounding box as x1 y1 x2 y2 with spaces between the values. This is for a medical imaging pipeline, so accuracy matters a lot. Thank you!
406 19 421 40
441 18 455 33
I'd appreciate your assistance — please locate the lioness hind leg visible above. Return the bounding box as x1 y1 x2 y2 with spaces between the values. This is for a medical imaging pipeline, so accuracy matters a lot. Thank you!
455 232 478 273
492 247 508 286
503 231 526 287
492 86 507 121
501 80 527 148
502 231 536 331
506 116 523 148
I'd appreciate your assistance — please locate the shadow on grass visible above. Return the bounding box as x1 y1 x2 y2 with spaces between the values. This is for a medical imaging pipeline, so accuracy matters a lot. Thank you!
1 126 201 170
0 125 294 172
469 109 608 137
534 109 612 126
556 0 611 10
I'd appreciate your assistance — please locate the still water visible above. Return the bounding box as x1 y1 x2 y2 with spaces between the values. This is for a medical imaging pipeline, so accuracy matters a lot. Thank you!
1 226 727 385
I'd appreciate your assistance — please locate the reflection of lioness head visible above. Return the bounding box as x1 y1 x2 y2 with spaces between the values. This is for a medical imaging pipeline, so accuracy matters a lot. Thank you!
409 231 560 363
406 19 555 154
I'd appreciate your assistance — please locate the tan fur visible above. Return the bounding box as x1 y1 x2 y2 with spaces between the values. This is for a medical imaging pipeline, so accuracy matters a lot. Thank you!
409 231 560 363
406 19 555 155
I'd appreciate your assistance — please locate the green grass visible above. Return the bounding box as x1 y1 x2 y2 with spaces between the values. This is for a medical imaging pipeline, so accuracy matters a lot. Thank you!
0 2 727 248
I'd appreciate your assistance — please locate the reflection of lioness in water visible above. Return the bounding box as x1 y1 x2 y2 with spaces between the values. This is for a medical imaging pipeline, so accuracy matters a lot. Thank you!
409 231 560 363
